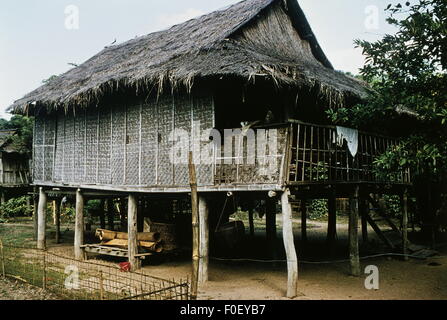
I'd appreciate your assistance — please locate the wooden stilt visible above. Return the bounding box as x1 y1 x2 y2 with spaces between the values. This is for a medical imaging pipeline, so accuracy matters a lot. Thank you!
248 208 255 237
401 189 409 261
52 200 57 225
33 188 38 241
327 190 337 246
349 186 360 276
128 194 140 270
99 199 106 229
55 199 61 244
120 198 126 232
266 198 277 260
74 189 85 260
360 198 369 244
300 199 307 242
188 152 199 300
37 187 47 250
281 189 298 299
198 196 209 285
107 199 114 231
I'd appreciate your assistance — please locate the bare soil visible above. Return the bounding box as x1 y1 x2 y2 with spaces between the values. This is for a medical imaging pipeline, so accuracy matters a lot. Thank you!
2 218 447 300
0 277 59 300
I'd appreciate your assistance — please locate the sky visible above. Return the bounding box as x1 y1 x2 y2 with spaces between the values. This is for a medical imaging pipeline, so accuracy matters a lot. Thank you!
0 0 401 119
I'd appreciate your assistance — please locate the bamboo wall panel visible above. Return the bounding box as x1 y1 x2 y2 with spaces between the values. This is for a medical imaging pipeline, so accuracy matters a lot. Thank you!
125 104 140 185
140 101 157 186
173 97 192 186
74 111 86 183
111 105 125 185
98 105 112 184
85 109 98 184
157 97 174 186
63 115 74 183
53 112 65 182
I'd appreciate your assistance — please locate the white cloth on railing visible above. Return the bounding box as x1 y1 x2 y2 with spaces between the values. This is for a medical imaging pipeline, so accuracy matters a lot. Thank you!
335 126 359 158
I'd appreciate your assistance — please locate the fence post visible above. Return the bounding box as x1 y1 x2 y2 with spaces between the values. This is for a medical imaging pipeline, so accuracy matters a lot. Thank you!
99 271 104 300
0 239 5 278
42 253 47 290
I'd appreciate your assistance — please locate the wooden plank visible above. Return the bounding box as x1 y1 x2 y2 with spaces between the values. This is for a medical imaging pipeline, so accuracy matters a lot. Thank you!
74 189 84 260
37 187 47 250
281 189 298 298
349 186 360 276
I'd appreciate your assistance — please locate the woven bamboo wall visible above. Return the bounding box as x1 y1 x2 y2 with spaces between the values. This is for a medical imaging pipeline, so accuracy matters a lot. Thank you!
33 95 221 188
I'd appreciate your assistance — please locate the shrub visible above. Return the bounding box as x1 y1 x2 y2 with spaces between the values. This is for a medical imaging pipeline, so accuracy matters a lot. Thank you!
0 196 32 219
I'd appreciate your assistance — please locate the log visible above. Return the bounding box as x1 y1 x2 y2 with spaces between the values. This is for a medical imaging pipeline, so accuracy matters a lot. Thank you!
37 188 47 250
74 189 85 260
101 239 163 253
281 189 298 298
95 229 161 242
128 194 140 270
349 186 361 276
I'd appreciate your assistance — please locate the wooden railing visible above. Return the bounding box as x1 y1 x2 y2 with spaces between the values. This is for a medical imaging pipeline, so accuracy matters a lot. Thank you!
287 120 411 185
0 170 31 186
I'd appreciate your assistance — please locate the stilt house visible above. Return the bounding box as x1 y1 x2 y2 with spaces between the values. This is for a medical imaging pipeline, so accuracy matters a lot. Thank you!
9 0 411 298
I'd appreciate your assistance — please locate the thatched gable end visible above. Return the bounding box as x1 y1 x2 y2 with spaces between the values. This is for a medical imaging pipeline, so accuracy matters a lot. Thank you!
8 0 368 114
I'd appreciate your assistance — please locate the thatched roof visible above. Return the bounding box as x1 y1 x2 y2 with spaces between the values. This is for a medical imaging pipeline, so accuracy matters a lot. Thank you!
9 0 369 114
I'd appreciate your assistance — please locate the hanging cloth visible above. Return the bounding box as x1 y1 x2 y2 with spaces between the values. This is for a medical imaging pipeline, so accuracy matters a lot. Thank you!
335 126 359 158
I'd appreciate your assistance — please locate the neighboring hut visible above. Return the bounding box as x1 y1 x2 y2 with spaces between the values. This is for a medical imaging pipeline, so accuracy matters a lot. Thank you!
9 0 411 298
0 129 31 203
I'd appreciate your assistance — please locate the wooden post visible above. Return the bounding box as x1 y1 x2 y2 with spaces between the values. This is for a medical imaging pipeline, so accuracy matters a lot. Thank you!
401 189 409 261
33 189 38 241
327 190 337 246
360 198 369 244
188 152 199 300
266 198 277 260
281 189 298 298
99 199 106 229
52 200 57 225
99 271 104 300
74 189 85 260
300 199 307 243
42 253 47 291
128 194 140 270
107 199 114 231
248 208 255 237
349 186 361 276
198 196 209 285
0 239 5 278
37 187 47 250
55 199 61 244
120 198 126 232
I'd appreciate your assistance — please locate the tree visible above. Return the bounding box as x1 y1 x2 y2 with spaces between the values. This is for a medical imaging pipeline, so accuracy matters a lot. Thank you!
0 115 34 155
329 0 447 236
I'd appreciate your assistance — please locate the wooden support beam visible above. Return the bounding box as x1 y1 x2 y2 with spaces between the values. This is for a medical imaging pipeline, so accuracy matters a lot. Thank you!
74 189 85 260
327 191 337 246
106 199 115 231
266 198 277 260
198 196 209 285
300 199 307 243
128 194 140 270
349 186 361 276
281 189 298 299
32 188 38 241
55 199 61 244
248 208 255 237
99 199 106 229
120 198 126 232
37 187 47 250
360 198 369 244
188 152 199 300
401 189 409 261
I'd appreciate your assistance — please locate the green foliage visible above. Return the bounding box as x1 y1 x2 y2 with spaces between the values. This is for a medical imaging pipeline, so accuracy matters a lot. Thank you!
0 115 34 155
328 0 447 183
0 196 32 219
383 195 402 219
308 199 328 220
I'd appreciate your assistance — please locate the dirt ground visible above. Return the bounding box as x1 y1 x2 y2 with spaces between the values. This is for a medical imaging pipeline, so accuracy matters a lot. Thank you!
2 218 447 300
0 278 58 300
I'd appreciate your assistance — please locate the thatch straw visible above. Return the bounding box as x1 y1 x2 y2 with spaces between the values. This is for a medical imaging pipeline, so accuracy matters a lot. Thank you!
8 0 368 115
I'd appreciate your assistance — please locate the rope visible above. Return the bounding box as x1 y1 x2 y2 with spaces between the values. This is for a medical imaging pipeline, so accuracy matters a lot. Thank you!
210 252 446 265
